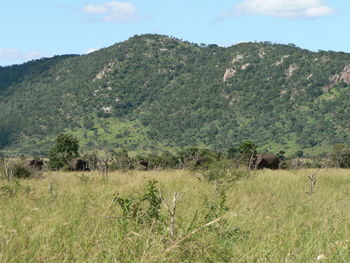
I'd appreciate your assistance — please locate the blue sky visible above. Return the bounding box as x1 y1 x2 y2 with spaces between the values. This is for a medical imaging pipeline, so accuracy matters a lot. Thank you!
1 0 349 66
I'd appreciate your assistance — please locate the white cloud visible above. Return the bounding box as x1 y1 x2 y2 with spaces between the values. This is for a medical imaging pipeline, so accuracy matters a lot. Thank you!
87 48 98 54
0 49 43 60
83 1 140 23
235 0 334 19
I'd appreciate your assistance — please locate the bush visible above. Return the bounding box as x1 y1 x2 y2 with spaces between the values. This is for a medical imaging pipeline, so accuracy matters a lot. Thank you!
201 159 248 183
82 151 99 170
48 133 79 170
329 144 350 168
114 180 163 224
11 161 31 178
2 160 39 179
110 149 135 170
236 141 257 167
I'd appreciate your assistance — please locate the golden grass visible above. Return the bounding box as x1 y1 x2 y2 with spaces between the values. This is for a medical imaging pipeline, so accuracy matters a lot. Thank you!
1 169 350 262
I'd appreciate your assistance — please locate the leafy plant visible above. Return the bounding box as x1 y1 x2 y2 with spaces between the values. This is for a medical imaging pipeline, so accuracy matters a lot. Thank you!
48 133 79 170
114 180 163 224
237 141 257 167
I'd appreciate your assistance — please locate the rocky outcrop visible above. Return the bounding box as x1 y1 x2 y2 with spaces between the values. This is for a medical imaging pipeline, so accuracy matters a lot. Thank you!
323 65 350 93
94 61 115 81
258 48 265 59
232 54 245 64
241 63 251 70
101 106 112 113
340 65 350 84
223 68 236 82
285 64 298 79
273 55 290 66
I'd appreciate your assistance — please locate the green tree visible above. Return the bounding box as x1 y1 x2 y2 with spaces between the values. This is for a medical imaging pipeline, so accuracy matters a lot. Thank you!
48 133 79 169
237 141 257 167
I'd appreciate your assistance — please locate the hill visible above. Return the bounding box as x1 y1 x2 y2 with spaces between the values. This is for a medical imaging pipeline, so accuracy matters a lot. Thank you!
1 34 350 156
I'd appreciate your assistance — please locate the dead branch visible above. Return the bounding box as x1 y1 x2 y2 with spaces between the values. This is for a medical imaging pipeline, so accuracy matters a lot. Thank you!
306 168 321 196
4 159 13 182
160 190 181 239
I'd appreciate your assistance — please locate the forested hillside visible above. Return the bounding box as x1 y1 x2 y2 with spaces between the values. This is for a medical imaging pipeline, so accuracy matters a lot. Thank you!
1 34 350 156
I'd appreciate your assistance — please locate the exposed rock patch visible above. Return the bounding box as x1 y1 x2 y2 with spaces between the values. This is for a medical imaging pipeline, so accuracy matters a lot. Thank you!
94 61 115 81
232 54 244 64
241 63 251 70
323 65 350 92
285 64 298 79
273 55 290 66
340 65 350 84
223 68 236 82
258 48 265 59
101 106 112 113
279 89 287 96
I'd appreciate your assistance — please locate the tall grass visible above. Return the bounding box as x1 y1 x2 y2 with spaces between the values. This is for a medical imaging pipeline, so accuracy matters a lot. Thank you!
1 169 350 262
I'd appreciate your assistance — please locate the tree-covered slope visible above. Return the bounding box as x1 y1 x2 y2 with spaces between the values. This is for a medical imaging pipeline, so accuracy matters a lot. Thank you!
1 34 350 156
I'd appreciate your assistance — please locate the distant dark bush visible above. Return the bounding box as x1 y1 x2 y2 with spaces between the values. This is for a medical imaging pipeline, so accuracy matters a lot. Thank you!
82 151 99 170
111 149 135 170
12 162 31 178
279 159 291 169
3 160 41 179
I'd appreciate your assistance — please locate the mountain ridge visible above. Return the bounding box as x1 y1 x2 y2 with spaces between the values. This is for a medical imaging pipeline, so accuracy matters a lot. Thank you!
1 34 350 156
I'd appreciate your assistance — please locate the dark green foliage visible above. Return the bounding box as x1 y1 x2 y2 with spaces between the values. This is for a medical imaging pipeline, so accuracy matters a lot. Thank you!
48 134 79 169
1 34 350 155
10 161 31 179
237 141 257 166
142 180 163 221
294 150 304 158
276 150 287 161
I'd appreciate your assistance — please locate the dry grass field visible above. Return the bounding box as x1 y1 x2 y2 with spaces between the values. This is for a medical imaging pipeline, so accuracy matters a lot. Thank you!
1 169 350 262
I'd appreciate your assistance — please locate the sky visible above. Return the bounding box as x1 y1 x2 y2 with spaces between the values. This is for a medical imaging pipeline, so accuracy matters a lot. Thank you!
1 0 349 66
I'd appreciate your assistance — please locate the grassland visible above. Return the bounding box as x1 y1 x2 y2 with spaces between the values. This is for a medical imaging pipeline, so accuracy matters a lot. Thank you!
1 169 350 262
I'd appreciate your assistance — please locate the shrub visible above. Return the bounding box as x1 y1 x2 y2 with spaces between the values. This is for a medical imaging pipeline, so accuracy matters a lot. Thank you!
2 160 39 179
111 149 135 170
236 141 257 167
201 159 248 183
48 133 79 170
329 144 350 168
82 151 99 170
114 180 163 224
11 161 31 178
